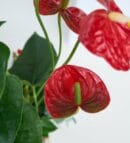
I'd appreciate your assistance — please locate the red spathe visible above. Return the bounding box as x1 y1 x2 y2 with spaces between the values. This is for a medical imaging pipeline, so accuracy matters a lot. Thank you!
44 65 110 118
79 9 130 70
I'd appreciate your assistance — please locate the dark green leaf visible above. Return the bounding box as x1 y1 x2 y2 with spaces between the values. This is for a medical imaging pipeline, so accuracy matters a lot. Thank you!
38 99 46 117
10 33 57 85
14 103 42 143
0 75 23 143
0 21 6 27
41 117 57 137
0 42 10 99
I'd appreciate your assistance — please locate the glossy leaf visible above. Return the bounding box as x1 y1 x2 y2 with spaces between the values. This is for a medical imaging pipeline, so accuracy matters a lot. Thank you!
0 42 10 99
41 117 57 137
14 103 42 143
0 75 23 143
10 33 57 85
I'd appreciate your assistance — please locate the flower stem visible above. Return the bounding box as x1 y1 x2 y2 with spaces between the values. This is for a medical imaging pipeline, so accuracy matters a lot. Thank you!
63 40 80 65
32 86 38 113
37 82 46 96
37 82 46 106
57 13 62 61
36 13 63 101
34 0 55 69
38 96 44 106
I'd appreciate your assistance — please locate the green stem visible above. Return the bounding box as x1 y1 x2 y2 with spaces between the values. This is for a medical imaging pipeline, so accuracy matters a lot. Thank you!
63 40 80 65
37 82 46 105
57 13 62 61
38 96 44 106
37 13 62 101
32 86 38 113
34 0 55 69
37 14 63 100
74 82 81 105
37 82 46 96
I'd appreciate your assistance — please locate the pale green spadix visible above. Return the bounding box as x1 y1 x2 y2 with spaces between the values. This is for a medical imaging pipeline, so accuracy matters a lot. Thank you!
74 82 82 105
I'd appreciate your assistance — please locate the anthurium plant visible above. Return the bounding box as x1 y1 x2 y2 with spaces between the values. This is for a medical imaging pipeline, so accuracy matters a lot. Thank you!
0 0 130 142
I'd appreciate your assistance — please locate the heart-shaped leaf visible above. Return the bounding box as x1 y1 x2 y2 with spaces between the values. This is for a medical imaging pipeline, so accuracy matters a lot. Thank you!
14 103 42 143
10 33 57 85
0 75 23 143
0 42 10 99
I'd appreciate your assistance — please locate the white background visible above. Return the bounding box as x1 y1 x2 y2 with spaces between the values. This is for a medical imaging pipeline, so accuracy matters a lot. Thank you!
0 0 130 143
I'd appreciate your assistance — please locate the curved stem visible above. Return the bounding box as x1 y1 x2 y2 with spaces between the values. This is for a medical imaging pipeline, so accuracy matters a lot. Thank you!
36 12 63 99
34 0 55 69
32 86 38 113
38 96 44 106
63 40 80 65
57 13 62 61
37 82 46 96
37 82 46 106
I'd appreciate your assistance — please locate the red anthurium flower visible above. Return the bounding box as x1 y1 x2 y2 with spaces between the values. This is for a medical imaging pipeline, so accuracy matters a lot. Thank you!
38 0 62 15
97 0 122 13
79 0 130 71
44 65 110 118
38 0 69 15
61 7 87 33
37 0 86 33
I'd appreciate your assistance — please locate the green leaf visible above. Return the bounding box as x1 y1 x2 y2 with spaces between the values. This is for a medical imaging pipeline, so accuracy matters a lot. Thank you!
10 33 57 85
0 42 10 99
0 75 23 143
41 117 57 137
14 103 42 143
0 21 6 27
